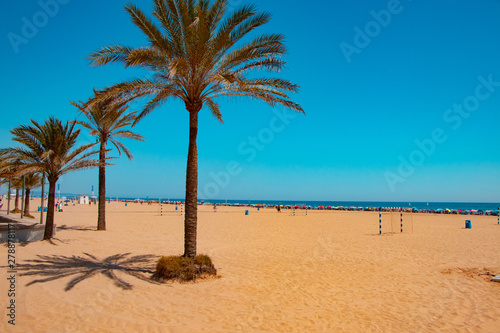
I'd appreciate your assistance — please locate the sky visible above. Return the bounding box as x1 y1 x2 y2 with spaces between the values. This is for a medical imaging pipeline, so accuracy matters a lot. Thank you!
1 0 500 202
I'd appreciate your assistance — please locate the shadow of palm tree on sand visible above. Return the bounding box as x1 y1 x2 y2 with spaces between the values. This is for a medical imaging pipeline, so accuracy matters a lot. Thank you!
17 253 161 291
57 224 96 231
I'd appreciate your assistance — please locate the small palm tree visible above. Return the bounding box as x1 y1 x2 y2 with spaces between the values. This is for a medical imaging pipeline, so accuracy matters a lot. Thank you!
2 177 22 213
1 173 43 217
13 182 21 212
0 117 98 240
22 173 42 218
71 97 145 230
0 160 22 213
0 159 41 217
0 157 15 211
88 0 303 258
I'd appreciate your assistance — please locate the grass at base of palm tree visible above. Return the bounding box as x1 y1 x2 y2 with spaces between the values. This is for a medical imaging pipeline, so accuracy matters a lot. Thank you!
7 209 34 218
153 255 217 283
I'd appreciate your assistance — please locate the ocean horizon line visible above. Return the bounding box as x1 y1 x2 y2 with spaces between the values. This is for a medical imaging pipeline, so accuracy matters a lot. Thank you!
22 192 500 212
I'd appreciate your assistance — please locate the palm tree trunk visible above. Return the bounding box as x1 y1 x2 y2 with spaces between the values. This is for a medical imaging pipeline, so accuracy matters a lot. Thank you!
7 178 11 215
44 179 56 240
20 176 25 219
184 110 199 258
14 189 20 211
40 174 45 224
97 141 106 231
24 188 31 217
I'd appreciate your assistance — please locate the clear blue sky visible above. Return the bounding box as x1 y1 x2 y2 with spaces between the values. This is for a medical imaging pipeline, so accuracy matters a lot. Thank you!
1 0 500 202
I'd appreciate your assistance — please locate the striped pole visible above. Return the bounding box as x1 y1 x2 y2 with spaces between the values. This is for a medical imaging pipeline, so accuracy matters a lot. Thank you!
498 207 499 225
181 204 183 216
400 208 403 233
161 202 163 216
293 207 295 216
379 209 382 235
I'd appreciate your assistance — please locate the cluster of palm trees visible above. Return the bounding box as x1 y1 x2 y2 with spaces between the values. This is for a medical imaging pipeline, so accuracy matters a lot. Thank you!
0 174 42 217
0 114 142 240
0 0 302 258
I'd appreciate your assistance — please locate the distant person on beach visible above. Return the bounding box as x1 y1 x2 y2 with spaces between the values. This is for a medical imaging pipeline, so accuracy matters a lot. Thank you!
213 204 217 212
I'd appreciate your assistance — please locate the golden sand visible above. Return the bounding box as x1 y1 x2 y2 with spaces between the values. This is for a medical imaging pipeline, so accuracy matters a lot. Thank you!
2 199 500 332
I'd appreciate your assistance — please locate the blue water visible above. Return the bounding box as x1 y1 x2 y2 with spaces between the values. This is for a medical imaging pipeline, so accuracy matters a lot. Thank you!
114 198 500 212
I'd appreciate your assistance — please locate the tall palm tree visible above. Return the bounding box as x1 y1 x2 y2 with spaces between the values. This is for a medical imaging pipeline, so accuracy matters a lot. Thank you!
88 0 303 258
0 117 98 240
71 97 145 231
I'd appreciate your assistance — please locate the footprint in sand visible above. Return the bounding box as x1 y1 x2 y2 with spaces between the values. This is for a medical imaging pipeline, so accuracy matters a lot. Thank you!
313 236 340 261
236 304 267 331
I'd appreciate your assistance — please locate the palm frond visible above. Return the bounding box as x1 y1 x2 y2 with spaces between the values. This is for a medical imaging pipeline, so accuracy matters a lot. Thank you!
88 0 303 136
88 45 134 67
125 3 169 51
73 93 145 161
205 98 223 123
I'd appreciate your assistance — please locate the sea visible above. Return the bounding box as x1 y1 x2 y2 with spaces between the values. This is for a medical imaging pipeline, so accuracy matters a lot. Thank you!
113 198 500 212
28 191 499 212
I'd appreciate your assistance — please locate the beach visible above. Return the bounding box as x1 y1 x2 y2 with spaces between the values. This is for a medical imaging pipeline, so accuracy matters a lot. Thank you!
2 199 500 332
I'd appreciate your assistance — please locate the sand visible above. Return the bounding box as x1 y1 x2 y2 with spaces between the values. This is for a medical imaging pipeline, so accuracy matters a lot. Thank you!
1 199 500 332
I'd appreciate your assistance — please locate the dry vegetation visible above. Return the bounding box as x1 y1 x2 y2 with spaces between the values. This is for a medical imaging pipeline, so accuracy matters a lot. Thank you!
153 254 218 283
